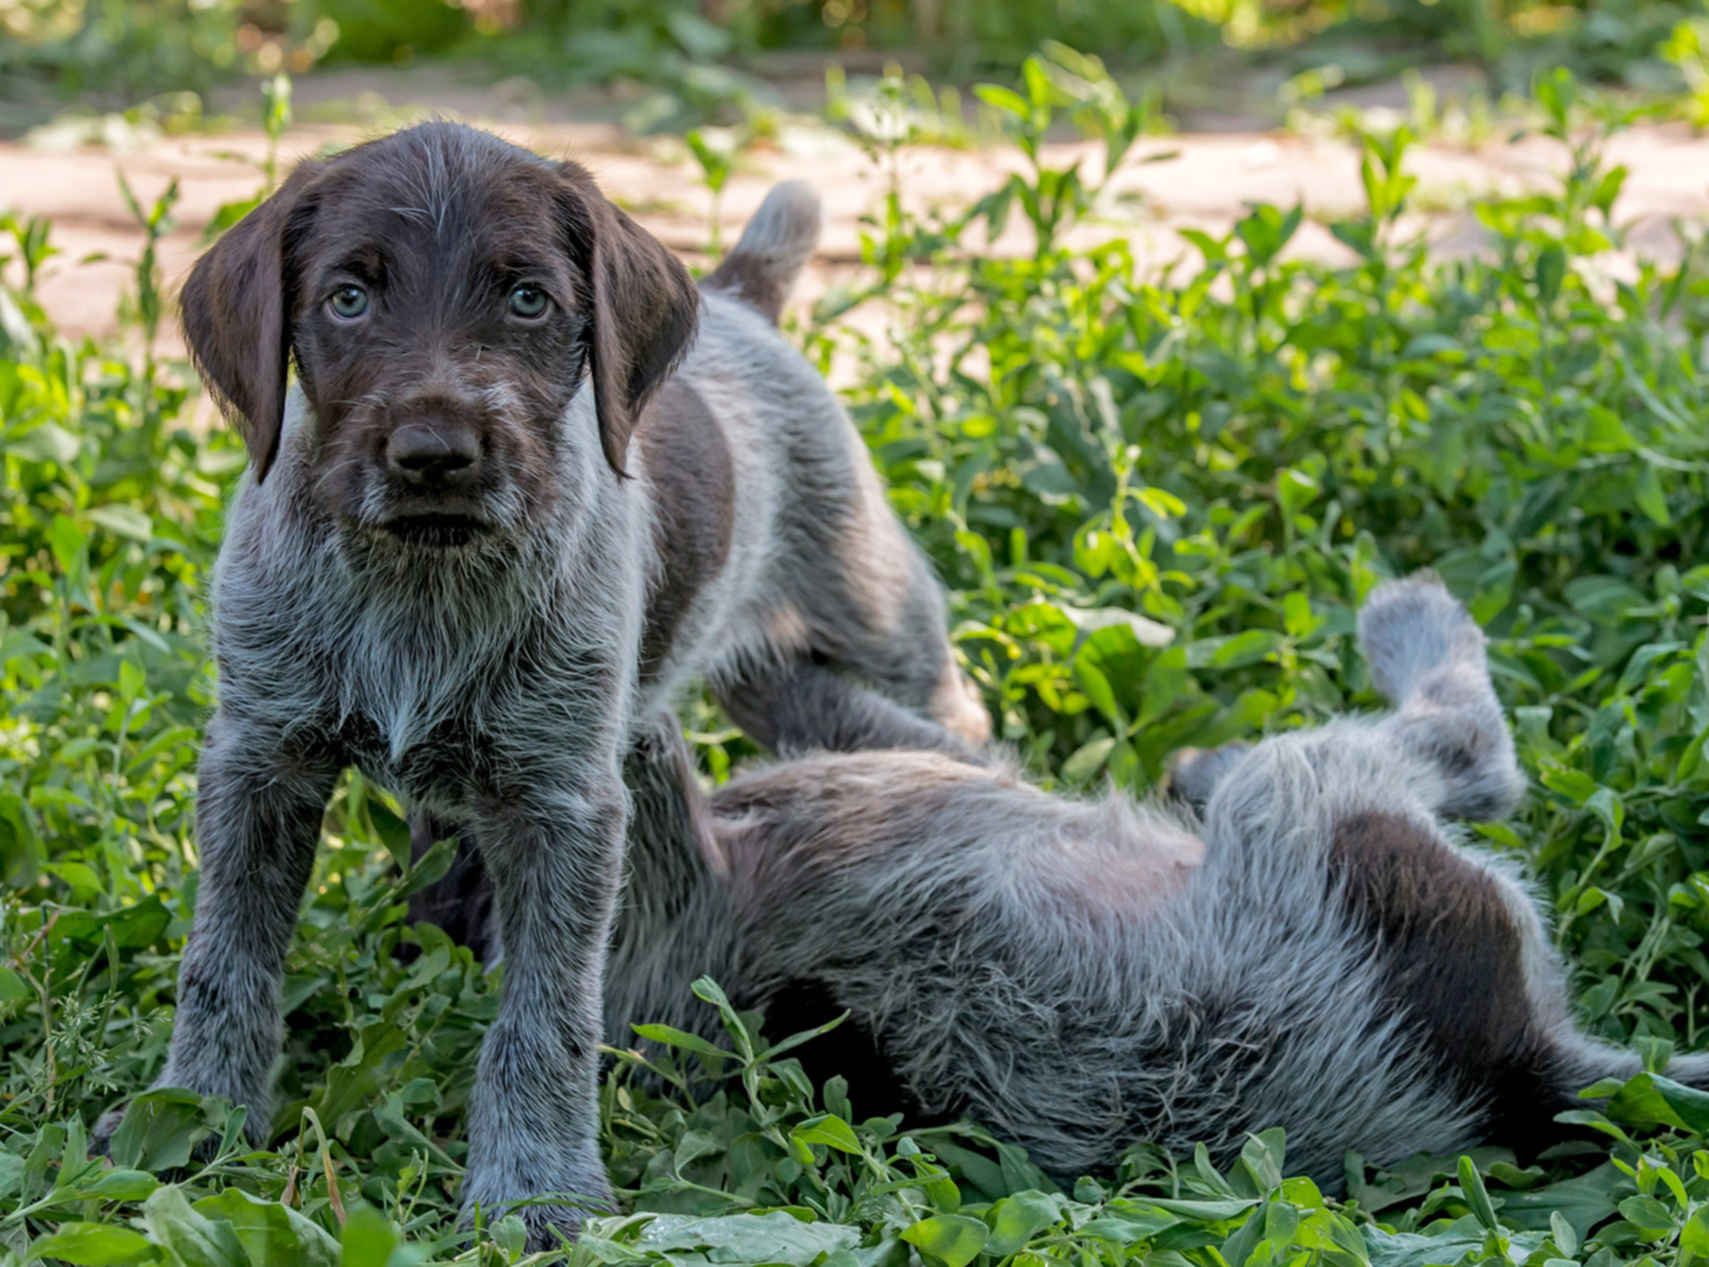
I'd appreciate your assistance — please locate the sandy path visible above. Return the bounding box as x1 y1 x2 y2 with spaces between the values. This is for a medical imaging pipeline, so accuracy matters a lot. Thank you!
4 66 1707 367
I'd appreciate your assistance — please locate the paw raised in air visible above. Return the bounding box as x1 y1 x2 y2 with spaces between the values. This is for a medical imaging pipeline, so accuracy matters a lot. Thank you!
1358 573 1484 705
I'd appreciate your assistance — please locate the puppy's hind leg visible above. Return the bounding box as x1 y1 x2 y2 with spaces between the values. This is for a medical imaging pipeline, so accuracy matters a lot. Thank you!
406 816 498 961
1161 743 1252 816
719 658 982 760
1322 577 1709 1156
1359 575 1524 821
743 543 991 760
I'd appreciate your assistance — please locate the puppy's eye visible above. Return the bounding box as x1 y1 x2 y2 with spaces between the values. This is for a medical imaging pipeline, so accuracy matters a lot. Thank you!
328 285 369 320
508 284 549 319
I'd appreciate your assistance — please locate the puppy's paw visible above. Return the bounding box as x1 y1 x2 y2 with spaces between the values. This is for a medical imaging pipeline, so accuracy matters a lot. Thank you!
1358 574 1482 705
91 1105 127 1157
1161 742 1251 814
933 666 993 752
462 1159 613 1252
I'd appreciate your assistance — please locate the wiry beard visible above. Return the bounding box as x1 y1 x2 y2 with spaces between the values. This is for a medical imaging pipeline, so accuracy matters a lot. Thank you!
326 456 560 592
319 510 569 761
329 501 562 637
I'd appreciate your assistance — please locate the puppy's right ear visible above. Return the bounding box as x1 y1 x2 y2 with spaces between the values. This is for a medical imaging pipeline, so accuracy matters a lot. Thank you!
180 162 318 483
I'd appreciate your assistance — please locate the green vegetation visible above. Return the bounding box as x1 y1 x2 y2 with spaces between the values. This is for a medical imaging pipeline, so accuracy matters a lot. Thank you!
7 47 1709 1267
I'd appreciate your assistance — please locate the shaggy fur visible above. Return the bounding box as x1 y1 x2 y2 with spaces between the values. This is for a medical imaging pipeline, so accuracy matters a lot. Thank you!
97 121 987 1250
606 576 1709 1185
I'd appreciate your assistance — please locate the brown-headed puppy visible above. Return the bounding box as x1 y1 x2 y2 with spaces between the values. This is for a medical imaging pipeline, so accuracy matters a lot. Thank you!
97 121 988 1249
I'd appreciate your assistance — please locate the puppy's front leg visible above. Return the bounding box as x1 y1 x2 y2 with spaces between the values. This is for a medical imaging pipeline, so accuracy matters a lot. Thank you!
99 713 338 1145
461 766 627 1249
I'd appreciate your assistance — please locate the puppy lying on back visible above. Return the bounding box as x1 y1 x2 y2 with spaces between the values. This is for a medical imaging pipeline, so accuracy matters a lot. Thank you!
610 577 1709 1183
99 121 986 1249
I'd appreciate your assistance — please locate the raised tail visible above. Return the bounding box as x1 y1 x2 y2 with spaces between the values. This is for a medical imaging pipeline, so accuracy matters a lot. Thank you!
701 180 822 324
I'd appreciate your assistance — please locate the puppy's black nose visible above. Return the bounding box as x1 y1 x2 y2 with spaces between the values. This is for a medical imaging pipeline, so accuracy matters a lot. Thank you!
386 420 481 486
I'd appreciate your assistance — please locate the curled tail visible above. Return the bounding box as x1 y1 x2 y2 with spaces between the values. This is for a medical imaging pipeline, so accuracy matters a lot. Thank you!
701 180 822 324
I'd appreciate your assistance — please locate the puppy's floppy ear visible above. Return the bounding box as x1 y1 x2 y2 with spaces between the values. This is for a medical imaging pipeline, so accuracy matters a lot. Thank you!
180 160 319 484
557 163 700 476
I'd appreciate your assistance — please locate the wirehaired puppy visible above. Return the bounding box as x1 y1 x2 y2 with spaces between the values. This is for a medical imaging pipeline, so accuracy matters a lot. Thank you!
98 121 987 1249
609 576 1709 1184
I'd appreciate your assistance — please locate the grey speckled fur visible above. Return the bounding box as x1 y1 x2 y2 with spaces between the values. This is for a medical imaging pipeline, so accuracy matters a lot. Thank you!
97 126 985 1253
607 576 1709 1187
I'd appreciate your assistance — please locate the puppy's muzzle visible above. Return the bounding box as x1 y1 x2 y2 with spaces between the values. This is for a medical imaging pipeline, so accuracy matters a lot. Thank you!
379 412 491 546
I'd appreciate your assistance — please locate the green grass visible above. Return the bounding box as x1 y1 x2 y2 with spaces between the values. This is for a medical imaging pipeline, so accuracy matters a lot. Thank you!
7 51 1709 1267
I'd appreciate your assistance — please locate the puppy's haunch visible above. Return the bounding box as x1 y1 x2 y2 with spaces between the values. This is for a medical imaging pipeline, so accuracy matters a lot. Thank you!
609 576 1709 1185
102 122 985 1250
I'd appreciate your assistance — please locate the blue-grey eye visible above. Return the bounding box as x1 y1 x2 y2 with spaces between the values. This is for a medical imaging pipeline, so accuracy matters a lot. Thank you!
329 284 368 319
509 284 548 319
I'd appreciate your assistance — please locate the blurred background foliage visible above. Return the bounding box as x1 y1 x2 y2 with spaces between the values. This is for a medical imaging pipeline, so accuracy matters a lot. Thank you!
10 0 1709 134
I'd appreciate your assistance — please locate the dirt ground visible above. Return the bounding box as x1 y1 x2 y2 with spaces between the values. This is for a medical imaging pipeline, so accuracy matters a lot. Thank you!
6 61 1709 366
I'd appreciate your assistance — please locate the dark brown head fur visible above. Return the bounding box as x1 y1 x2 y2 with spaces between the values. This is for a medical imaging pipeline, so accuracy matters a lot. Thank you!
180 122 699 543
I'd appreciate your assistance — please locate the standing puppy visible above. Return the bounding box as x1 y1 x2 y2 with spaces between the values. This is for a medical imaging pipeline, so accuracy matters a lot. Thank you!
101 121 985 1249
610 577 1709 1184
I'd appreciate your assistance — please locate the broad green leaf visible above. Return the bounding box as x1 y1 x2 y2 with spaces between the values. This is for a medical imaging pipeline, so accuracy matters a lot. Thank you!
791 1115 863 1155
630 1023 732 1061
632 1212 858 1265
10 422 80 464
140 1186 250 1267
24 1224 156 1265
194 1188 339 1267
1458 1155 1499 1231
984 1191 1062 1256
901 1214 988 1267
106 1090 223 1172
1062 735 1116 782
338 1205 402 1267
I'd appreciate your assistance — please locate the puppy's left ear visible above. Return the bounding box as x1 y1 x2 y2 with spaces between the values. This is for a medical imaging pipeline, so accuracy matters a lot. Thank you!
559 163 700 476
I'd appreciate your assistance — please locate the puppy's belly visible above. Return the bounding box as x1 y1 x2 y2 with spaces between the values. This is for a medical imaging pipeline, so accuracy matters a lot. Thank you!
1038 822 1205 920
